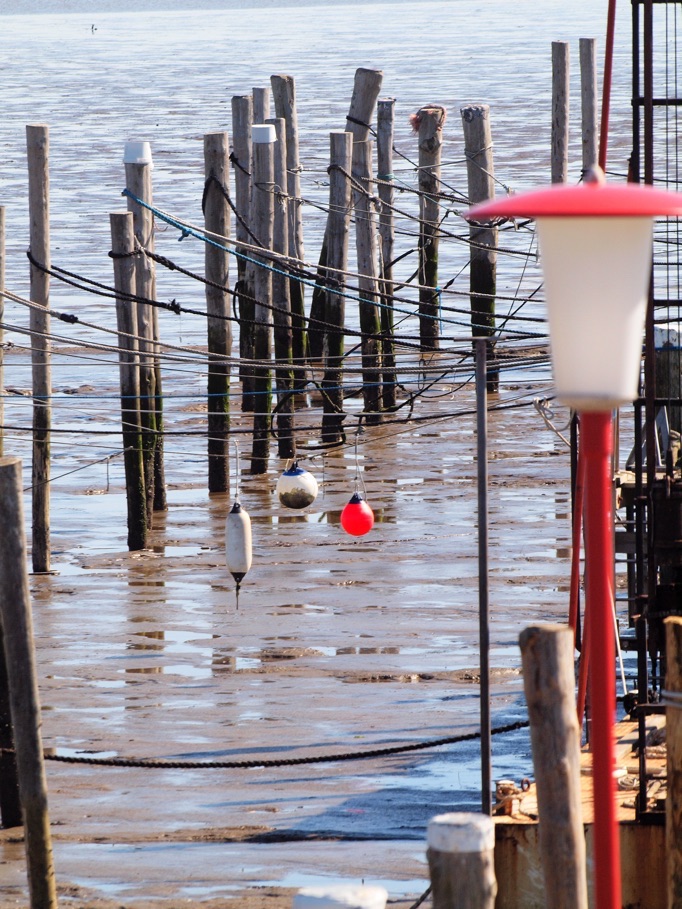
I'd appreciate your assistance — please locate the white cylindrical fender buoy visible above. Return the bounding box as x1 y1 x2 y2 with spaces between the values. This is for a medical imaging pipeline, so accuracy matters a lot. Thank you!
276 462 319 509
225 501 252 587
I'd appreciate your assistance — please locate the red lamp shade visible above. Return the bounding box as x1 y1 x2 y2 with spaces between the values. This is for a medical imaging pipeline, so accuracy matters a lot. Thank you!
340 492 374 537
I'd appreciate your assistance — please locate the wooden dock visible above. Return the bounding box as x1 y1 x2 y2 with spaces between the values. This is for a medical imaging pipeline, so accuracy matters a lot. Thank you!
494 714 667 909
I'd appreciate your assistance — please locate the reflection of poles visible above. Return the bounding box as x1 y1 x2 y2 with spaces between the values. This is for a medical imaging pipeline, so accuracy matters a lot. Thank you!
475 339 491 815
581 411 621 909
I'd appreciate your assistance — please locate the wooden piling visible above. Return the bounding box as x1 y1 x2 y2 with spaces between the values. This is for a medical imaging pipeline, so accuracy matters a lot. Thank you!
231 95 256 410
271 74 308 373
110 212 148 551
266 116 296 458
203 131 232 492
0 456 57 908
461 105 498 393
252 86 271 124
519 624 588 909
322 130 353 444
26 125 51 574
249 125 275 474
376 99 396 410
416 105 445 352
666 616 682 905
551 41 570 184
580 38 598 172
352 138 383 424
124 142 167 519
427 813 497 909
0 621 22 828
0 204 5 458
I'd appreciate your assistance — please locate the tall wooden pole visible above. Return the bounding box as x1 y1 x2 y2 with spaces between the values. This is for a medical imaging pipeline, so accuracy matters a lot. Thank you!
519 625 588 909
416 105 444 352
252 86 271 124
271 74 308 373
110 212 147 551
250 125 275 474
322 130 353 444
231 95 256 410
0 205 5 458
26 125 51 574
377 99 396 410
0 621 21 827
461 105 498 393
0 457 57 908
267 117 295 459
203 131 232 493
552 41 570 184
580 38 598 172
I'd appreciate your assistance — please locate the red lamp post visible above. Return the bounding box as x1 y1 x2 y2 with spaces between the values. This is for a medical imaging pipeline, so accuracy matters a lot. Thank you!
468 171 682 909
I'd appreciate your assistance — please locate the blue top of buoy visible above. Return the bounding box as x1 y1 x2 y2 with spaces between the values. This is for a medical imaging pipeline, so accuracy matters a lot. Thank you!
230 501 243 514
348 491 364 504
283 462 306 477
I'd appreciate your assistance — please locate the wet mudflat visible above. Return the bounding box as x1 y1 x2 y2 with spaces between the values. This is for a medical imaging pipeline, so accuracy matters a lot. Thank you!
0 370 580 907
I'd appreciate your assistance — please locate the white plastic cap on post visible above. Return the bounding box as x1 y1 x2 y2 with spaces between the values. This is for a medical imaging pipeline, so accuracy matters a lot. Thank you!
252 123 277 144
427 812 495 854
292 885 388 909
123 140 154 168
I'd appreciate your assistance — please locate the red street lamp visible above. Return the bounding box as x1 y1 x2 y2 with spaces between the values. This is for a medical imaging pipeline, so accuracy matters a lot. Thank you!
468 169 682 909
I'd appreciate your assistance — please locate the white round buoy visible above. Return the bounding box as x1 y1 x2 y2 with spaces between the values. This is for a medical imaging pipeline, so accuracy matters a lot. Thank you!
276 462 318 509
292 885 388 909
225 501 252 591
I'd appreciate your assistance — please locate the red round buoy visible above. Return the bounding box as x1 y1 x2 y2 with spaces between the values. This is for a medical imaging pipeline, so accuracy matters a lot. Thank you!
340 492 374 537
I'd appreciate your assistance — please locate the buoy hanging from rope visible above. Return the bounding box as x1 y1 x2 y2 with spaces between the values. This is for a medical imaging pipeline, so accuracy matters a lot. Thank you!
341 491 374 537
225 443 252 606
276 461 318 509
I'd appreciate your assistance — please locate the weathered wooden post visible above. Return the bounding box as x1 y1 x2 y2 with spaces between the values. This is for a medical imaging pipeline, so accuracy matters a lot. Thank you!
322 130 353 444
580 38 598 172
293 885 387 909
666 616 682 905
26 125 51 574
427 813 497 909
377 99 396 410
416 105 445 352
252 86 271 124
266 116 295 458
0 205 4 457
203 131 232 492
552 42 570 184
110 212 148 551
250 124 275 474
271 74 308 375
124 140 166 519
231 95 256 410
519 624 588 909
461 105 498 393
0 457 57 908
0 622 21 828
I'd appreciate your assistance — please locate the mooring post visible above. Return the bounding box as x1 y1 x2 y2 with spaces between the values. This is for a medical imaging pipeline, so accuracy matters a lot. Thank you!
666 617 682 905
427 813 497 909
110 212 147 551
0 457 57 908
271 74 308 375
266 116 295 458
322 130 353 444
519 624 589 909
252 85 271 124
0 621 22 828
0 205 5 458
231 95 256 411
461 105 498 393
124 140 166 519
26 125 51 575
293 885 387 909
552 41 570 184
249 124 275 474
377 98 396 410
579 38 598 172
203 131 232 493
416 105 445 352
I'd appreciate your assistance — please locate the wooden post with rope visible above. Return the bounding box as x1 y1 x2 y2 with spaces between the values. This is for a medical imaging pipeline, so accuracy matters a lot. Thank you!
231 94 256 411
0 456 57 907
415 105 445 352
520 625 588 909
271 74 308 378
26 124 51 574
266 116 296 458
203 131 232 493
461 104 498 393
377 98 396 410
109 211 148 551
552 41 570 184
322 130 353 444
249 124 275 474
